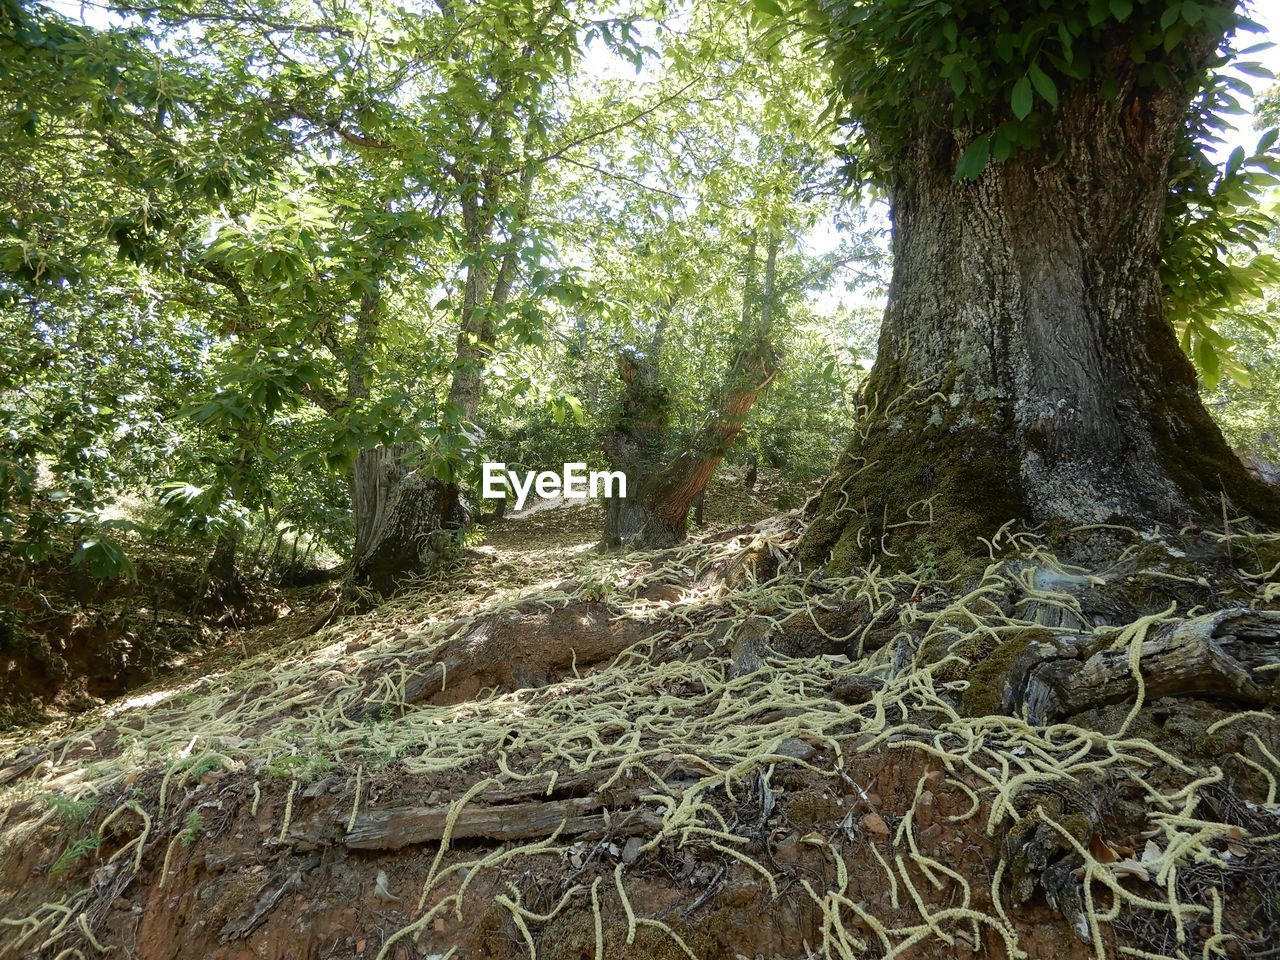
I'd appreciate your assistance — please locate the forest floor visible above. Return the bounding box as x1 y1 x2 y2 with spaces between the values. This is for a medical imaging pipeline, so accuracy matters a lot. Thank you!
0 470 1278 960
0 538 302 732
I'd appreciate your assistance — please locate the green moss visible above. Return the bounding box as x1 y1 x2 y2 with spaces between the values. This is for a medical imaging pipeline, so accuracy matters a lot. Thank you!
960 632 1040 717
799 358 1027 577
929 627 1051 685
1058 811 1092 844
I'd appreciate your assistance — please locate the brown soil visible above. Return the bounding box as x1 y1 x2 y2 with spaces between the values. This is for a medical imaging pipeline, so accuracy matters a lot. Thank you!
0 547 298 730
1 488 1276 960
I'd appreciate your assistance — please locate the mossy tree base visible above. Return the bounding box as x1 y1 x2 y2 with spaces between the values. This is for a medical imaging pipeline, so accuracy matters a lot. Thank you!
801 75 1280 576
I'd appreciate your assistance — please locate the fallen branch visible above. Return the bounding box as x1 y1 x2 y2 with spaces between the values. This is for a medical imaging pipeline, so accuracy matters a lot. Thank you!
342 794 662 850
1006 610 1280 724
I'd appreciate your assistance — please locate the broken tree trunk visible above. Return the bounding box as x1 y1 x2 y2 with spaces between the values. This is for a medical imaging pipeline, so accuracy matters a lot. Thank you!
201 529 247 612
991 610 1280 724
346 445 468 598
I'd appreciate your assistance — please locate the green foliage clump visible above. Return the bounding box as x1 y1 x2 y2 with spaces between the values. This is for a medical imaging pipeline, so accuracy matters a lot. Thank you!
42 791 94 829
266 751 332 783
180 810 203 846
808 0 1250 178
49 834 100 877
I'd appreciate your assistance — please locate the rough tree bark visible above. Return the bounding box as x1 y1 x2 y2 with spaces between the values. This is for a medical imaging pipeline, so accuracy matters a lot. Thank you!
801 49 1280 574
603 235 781 549
346 444 468 597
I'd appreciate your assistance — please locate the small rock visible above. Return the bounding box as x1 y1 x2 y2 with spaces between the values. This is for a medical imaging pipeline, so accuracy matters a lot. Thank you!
861 812 890 836
622 836 645 864
914 790 935 829
302 777 334 799
775 738 817 761
918 824 943 844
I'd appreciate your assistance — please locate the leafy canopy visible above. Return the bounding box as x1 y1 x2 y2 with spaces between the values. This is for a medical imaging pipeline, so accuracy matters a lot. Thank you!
802 0 1262 180
752 0 1280 387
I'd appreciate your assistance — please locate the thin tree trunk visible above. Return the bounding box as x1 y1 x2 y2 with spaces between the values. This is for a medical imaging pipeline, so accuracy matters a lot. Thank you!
346 282 389 568
208 529 238 586
201 528 246 611
801 73 1280 574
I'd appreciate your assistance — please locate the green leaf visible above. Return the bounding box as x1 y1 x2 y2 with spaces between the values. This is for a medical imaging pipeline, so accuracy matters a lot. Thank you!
1234 62 1274 79
1011 76 1033 120
1028 62 1058 108
1224 146 1245 179
1225 362 1252 389
1110 0 1133 21
991 125 1018 162
1194 337 1220 389
752 0 785 16
955 134 992 180
563 394 584 424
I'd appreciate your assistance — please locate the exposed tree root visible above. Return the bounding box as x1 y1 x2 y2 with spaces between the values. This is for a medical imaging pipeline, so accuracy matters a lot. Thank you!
1003 610 1280 725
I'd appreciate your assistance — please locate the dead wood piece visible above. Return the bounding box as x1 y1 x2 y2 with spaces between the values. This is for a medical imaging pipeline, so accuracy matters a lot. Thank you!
1010 609 1280 725
0 752 40 787
219 870 300 941
342 794 661 850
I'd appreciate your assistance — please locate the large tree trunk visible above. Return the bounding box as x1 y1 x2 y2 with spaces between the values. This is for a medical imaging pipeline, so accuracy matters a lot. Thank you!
801 76 1280 574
